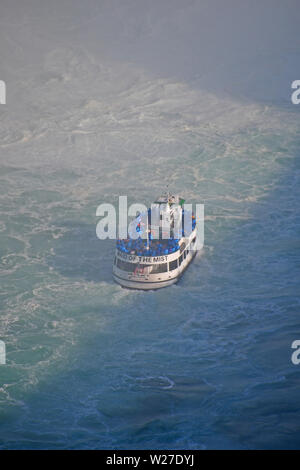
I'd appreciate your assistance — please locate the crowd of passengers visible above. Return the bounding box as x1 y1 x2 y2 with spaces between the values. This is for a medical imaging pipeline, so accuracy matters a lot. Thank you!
116 236 180 256
116 211 196 256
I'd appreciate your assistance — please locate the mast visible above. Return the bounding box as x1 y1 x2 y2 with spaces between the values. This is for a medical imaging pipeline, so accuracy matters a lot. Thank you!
146 207 150 250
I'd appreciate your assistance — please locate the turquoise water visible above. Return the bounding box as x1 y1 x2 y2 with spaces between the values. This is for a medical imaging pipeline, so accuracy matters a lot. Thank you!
1 115 300 448
0 31 300 447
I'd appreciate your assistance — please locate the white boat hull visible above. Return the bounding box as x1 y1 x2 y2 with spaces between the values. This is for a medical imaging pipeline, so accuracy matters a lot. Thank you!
113 274 179 290
113 230 198 290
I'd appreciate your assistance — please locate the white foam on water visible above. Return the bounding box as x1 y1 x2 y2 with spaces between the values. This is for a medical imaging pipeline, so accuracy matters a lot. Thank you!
0 9 299 448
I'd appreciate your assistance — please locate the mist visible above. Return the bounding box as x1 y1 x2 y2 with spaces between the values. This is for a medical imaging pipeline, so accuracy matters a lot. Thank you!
1 0 300 104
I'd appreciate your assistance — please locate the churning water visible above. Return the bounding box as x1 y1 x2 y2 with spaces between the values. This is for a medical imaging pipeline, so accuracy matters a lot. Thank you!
0 42 300 449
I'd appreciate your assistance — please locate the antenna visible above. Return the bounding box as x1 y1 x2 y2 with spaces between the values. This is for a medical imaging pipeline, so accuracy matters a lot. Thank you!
165 183 171 203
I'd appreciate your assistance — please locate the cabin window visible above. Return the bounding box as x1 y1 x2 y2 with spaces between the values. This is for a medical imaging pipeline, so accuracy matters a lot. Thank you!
117 259 154 274
117 259 140 272
150 263 168 274
179 255 183 265
183 251 186 259
169 259 178 271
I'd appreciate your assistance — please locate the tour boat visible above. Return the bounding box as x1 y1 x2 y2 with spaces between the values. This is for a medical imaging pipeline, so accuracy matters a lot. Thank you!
113 194 198 289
